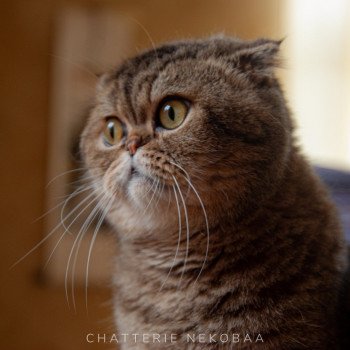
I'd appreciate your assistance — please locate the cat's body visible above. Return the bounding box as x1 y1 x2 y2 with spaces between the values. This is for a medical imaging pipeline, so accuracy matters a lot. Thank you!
81 37 347 349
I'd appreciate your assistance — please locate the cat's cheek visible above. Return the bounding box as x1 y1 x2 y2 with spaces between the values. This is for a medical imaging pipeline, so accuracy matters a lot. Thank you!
102 153 131 196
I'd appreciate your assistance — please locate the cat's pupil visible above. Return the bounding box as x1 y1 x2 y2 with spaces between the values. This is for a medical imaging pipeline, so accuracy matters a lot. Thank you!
167 106 175 121
108 123 115 139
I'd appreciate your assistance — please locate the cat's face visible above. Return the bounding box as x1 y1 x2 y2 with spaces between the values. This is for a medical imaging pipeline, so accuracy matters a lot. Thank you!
80 37 292 235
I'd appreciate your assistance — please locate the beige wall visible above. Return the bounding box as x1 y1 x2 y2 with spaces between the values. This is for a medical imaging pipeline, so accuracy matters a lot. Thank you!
0 1 112 349
286 0 350 170
0 1 285 349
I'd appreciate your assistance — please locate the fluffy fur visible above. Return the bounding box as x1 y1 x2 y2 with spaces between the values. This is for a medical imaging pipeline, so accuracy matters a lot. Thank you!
80 36 347 349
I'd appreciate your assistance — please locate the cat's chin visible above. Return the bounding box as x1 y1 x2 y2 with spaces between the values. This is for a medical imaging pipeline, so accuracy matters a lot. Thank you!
105 176 176 236
126 173 163 208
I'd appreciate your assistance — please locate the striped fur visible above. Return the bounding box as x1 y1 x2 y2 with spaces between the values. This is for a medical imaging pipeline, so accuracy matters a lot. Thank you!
80 37 347 349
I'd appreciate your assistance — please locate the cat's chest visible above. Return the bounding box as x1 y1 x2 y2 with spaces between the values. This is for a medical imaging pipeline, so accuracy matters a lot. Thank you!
113 249 205 327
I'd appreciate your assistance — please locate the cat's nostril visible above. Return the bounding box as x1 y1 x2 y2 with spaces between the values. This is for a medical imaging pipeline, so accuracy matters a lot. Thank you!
127 136 141 156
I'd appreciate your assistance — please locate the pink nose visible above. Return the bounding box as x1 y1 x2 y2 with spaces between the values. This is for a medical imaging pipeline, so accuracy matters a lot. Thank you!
127 136 141 156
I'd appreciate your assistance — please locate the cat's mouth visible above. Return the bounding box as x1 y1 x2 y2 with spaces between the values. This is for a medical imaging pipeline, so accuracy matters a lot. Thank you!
130 166 140 178
128 165 152 184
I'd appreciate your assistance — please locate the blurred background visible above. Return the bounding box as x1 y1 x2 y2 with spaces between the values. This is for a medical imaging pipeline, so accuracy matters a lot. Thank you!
1 1 349 349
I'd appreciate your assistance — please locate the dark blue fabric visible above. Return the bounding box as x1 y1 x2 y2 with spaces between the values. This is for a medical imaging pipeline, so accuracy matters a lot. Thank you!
315 166 350 242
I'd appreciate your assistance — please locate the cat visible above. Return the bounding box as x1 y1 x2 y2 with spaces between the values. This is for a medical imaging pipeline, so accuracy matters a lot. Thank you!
80 36 348 349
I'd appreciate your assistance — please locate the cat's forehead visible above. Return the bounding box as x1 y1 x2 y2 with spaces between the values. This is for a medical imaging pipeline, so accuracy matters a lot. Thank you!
93 36 280 123
115 37 242 77
96 38 246 111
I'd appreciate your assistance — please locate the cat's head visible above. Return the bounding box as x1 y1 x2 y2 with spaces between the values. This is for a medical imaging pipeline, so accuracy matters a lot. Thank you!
80 36 292 235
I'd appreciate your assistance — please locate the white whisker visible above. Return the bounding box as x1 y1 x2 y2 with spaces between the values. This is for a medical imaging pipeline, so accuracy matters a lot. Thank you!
153 181 165 211
182 176 210 285
172 175 189 290
124 16 161 73
42 189 98 269
70 193 108 312
10 187 97 269
64 192 104 310
159 185 182 292
171 161 210 285
60 184 95 235
143 178 160 214
33 184 94 223
85 194 114 313
45 167 89 188
48 53 99 81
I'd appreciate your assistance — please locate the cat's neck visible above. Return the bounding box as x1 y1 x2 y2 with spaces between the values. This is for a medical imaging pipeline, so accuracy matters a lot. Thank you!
114 151 325 287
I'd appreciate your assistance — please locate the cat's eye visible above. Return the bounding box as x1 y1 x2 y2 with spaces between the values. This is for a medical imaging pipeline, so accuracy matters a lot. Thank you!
158 99 188 130
102 117 124 146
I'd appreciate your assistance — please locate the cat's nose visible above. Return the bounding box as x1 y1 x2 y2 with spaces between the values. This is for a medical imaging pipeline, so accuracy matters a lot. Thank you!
127 135 142 156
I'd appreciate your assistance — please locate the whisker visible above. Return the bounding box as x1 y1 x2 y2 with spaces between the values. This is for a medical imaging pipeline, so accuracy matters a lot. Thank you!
70 193 108 312
42 189 98 269
169 161 191 179
139 177 156 200
143 178 160 214
124 16 160 73
85 194 114 313
166 182 173 212
43 231 67 270
153 181 165 211
64 192 104 310
182 176 210 285
61 173 100 190
33 184 94 223
48 53 99 81
60 184 96 235
159 185 182 292
45 167 89 188
172 175 189 290
171 161 210 285
9 188 97 269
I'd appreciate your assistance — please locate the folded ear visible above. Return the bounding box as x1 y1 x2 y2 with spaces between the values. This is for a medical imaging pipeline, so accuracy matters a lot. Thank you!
230 39 282 84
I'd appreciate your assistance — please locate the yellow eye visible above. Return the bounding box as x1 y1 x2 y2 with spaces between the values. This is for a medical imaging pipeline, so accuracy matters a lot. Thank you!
158 99 188 130
102 117 124 146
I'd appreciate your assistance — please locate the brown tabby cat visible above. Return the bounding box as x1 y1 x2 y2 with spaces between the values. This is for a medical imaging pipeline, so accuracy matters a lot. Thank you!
80 36 348 349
